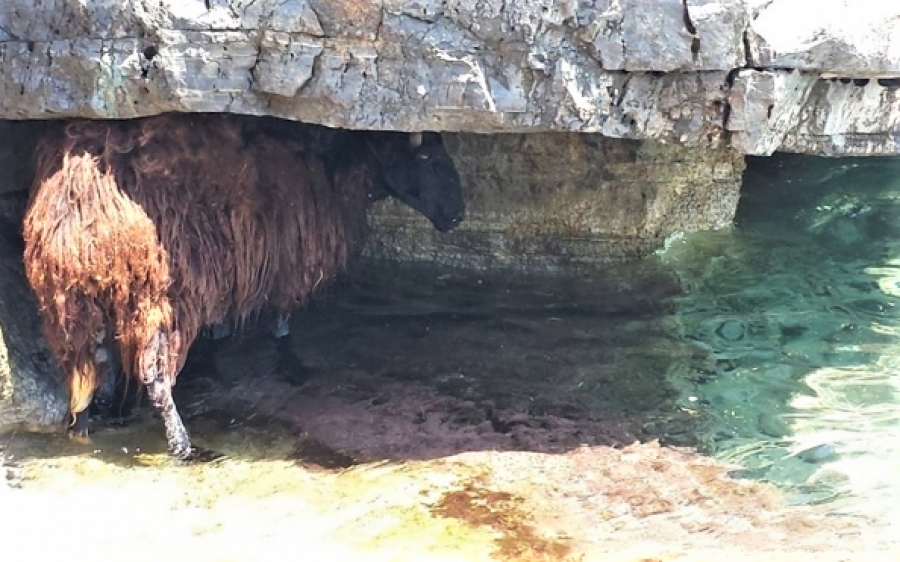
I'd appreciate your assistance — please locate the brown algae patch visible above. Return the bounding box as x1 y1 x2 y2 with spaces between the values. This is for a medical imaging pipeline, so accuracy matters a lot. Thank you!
432 482 574 561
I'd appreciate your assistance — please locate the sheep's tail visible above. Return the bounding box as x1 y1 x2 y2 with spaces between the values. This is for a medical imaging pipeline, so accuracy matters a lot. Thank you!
68 358 98 418
69 367 97 416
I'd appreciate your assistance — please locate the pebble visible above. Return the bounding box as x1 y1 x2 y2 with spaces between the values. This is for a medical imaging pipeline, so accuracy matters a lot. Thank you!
796 443 838 464
715 319 746 341
4 467 23 489
1 447 23 489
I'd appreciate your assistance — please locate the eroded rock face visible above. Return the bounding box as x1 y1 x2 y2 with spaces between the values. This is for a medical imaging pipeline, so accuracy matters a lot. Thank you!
0 264 68 433
366 134 745 269
0 0 730 150
1 0 899 156
0 212 68 433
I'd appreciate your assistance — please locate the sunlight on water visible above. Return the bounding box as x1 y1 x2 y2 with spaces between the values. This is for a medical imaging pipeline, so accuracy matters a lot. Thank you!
660 153 900 525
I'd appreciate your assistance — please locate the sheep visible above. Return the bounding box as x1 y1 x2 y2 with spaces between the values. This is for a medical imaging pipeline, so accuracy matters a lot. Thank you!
22 112 465 460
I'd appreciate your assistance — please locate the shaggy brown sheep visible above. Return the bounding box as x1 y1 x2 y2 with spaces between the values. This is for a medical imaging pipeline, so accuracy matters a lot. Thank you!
22 112 464 460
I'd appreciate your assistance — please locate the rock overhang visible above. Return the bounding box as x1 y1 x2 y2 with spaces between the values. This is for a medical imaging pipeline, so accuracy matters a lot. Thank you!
0 0 898 156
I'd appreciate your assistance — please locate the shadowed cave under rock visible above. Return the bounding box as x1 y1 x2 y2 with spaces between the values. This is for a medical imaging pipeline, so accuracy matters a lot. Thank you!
3 119 900 560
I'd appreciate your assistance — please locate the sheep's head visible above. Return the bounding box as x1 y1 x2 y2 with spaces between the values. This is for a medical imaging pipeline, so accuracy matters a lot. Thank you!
366 132 465 233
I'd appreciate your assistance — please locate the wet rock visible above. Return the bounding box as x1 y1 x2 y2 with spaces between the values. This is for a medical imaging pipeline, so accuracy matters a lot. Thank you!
0 190 68 433
795 444 838 464
4 465 23 489
366 134 745 269
0 434 877 561
0 132 68 432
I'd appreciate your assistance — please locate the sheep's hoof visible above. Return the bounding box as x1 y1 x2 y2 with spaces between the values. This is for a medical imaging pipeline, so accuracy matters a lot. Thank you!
169 439 193 461
275 337 313 386
175 445 224 464
168 434 223 463
67 412 93 445
67 430 93 446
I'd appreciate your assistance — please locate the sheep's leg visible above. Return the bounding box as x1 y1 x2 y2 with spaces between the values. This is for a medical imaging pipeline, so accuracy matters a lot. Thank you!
68 410 92 444
68 347 105 445
90 335 119 417
269 313 291 339
270 313 313 386
65 328 108 445
139 328 192 460
92 341 138 422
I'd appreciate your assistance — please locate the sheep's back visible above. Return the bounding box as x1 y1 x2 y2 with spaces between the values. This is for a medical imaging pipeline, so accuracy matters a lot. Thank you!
24 125 172 313
242 129 370 314
24 113 374 360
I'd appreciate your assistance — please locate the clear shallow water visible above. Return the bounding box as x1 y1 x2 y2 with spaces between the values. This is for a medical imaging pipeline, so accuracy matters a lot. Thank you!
261 149 900 525
660 153 900 522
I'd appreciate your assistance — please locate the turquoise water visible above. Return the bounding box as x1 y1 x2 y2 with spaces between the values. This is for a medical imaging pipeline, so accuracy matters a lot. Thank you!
660 153 900 521
276 150 900 524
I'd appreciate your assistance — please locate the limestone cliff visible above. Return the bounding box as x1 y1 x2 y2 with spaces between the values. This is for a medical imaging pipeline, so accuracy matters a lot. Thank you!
1 0 899 156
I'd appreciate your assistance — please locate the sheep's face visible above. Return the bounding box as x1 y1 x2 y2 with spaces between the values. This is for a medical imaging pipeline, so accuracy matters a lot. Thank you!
368 132 465 233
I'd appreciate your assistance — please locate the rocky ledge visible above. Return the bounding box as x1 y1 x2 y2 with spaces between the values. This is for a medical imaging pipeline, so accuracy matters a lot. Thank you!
1 0 899 156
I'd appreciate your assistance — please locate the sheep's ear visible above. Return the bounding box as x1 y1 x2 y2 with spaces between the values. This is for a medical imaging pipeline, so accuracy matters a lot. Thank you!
409 132 423 148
